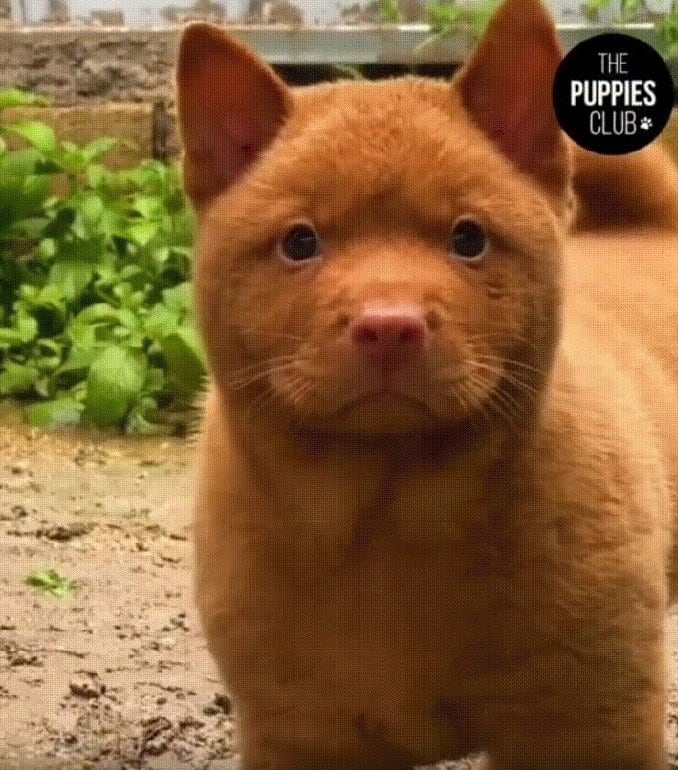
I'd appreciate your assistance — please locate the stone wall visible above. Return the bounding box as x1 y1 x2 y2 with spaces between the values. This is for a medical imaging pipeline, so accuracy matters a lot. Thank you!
0 28 181 106
1 27 677 166
1 103 169 167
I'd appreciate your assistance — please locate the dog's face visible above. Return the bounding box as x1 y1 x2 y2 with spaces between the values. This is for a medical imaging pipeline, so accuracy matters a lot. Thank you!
177 0 571 435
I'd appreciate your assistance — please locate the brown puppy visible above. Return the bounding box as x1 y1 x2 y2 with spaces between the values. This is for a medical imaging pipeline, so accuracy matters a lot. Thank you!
176 0 678 766
570 140 678 232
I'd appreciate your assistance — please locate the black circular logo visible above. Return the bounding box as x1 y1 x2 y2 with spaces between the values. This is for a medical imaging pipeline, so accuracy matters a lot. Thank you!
552 33 674 155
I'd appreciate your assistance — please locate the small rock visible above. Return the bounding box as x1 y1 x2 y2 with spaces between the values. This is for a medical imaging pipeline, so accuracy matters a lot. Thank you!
143 737 168 755
213 693 232 714
36 522 94 541
68 676 105 699
140 715 173 756
0 505 28 522
159 552 181 564
9 651 42 667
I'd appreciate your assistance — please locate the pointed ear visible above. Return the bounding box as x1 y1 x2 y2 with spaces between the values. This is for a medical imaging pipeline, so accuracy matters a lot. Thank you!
453 0 570 201
176 23 293 209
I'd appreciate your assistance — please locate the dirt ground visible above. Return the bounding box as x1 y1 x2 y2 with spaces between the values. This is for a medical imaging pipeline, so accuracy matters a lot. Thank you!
0 420 676 770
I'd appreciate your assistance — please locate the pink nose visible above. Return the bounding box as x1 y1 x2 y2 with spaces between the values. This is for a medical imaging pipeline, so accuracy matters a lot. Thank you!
349 305 429 373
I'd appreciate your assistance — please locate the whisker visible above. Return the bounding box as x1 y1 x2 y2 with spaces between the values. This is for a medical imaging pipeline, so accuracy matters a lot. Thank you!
247 384 280 416
289 378 316 408
227 361 300 391
226 353 299 377
466 329 543 354
462 373 496 419
471 361 541 399
474 354 545 375
465 371 522 431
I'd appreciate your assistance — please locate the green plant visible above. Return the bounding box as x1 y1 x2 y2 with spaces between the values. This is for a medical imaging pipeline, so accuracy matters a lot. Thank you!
581 0 642 22
659 8 678 59
419 0 678 61
25 568 76 597
333 64 367 79
379 0 403 22
425 0 502 42
0 89 206 435
581 0 678 59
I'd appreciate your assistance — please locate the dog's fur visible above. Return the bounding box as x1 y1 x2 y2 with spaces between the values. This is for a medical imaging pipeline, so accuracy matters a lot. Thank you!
176 0 678 766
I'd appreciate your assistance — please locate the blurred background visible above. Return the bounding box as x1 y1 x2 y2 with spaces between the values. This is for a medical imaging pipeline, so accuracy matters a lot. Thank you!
0 0 674 30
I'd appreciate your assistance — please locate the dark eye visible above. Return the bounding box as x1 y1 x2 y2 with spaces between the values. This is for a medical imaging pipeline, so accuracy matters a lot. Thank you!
278 223 321 262
448 217 488 262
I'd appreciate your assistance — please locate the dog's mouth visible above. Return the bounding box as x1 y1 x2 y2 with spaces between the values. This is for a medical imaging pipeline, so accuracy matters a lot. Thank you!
335 388 435 418
293 381 459 435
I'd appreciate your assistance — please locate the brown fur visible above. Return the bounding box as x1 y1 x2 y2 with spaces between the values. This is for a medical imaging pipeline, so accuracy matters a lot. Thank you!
570 141 678 232
176 1 678 767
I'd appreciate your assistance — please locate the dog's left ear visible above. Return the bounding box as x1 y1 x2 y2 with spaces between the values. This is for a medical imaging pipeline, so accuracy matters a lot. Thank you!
454 0 570 202
176 23 292 210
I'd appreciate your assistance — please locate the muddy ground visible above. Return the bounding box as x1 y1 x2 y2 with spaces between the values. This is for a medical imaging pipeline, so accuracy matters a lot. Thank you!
0 420 676 770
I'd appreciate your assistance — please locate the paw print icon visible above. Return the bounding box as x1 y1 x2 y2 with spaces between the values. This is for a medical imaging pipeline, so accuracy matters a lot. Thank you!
640 116 653 130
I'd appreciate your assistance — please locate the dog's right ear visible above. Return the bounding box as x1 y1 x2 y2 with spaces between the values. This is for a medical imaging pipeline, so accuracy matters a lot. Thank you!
453 0 570 207
176 23 292 210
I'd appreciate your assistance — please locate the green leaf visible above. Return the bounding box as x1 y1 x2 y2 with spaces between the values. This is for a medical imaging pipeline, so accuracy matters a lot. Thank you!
82 137 118 164
144 303 179 341
130 194 164 220
65 321 96 348
34 282 68 307
144 366 165 392
379 0 402 22
581 0 611 20
5 216 49 240
58 344 98 373
25 568 76 597
27 397 84 429
160 324 207 397
152 246 170 266
129 163 164 190
34 158 62 175
42 207 76 239
86 163 108 189
0 147 40 178
0 362 40 395
75 302 125 325
34 353 62 372
60 148 90 175
161 281 193 315
0 89 50 111
5 121 57 155
125 219 160 247
35 238 57 260
76 193 104 227
0 314 38 347
426 1 463 33
48 259 94 301
125 402 168 436
83 345 147 428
